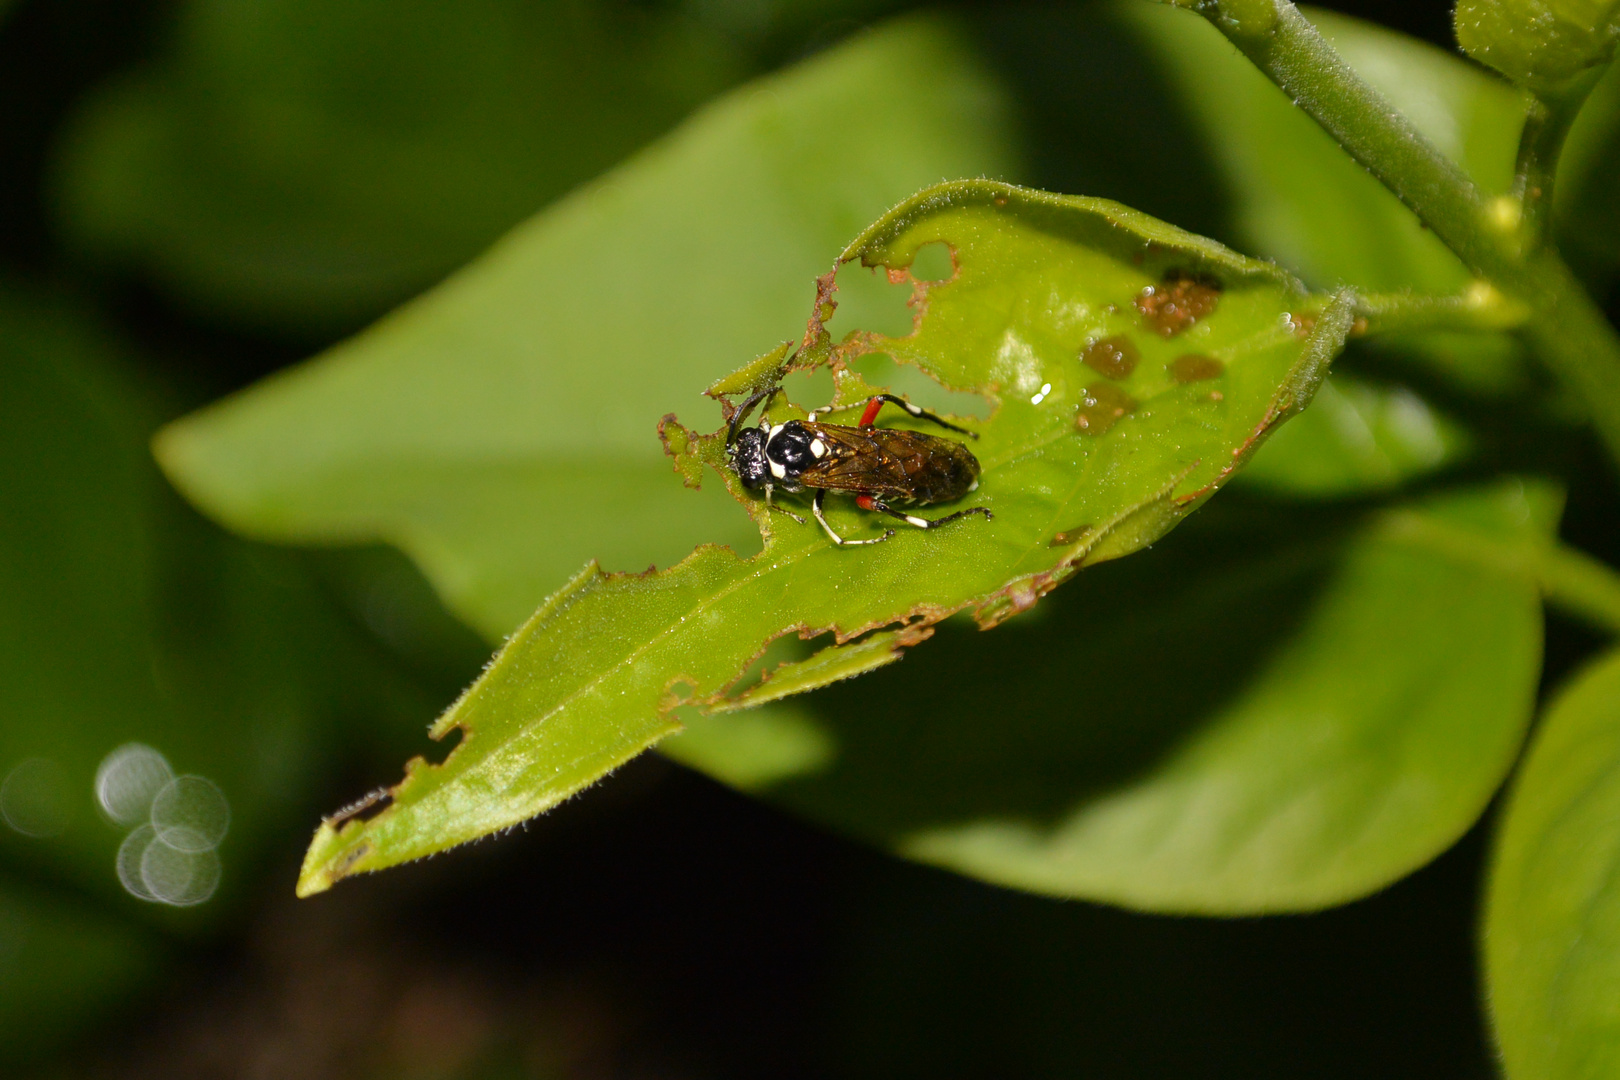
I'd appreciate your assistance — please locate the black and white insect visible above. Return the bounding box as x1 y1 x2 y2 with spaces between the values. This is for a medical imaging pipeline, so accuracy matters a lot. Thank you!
725 386 993 546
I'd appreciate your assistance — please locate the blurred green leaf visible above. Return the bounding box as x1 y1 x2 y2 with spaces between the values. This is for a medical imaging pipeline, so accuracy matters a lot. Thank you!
1486 645 1620 1078
0 877 162 1066
676 480 1549 913
51 0 753 333
0 285 431 911
293 178 1350 894
156 17 1020 639
1238 374 1471 497
1456 0 1620 94
1558 58 1620 274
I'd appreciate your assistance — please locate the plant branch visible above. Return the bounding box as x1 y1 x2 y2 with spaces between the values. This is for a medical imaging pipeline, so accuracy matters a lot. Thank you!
1510 100 1560 243
1353 286 1531 337
1173 0 1502 272
1510 71 1602 245
1166 0 1620 470
1381 509 1620 635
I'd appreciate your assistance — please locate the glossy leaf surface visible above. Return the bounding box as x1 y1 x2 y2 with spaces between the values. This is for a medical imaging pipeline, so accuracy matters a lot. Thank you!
294 179 1348 894
1486 646 1620 1078
1103 2 1532 508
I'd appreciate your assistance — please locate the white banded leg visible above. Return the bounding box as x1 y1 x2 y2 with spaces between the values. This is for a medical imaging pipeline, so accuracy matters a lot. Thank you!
813 489 893 546
860 495 994 532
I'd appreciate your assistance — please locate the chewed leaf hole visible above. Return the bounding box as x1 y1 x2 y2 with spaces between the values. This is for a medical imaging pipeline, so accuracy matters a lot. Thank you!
425 723 464 765
846 354 990 420
779 365 834 411
824 261 916 340
293 180 1353 897
723 630 822 701
909 240 955 283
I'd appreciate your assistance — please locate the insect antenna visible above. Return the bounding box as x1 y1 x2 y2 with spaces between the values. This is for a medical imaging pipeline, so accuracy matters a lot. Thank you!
726 385 780 447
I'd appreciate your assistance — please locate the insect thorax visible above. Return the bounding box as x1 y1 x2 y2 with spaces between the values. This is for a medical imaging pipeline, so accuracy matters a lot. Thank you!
762 420 815 481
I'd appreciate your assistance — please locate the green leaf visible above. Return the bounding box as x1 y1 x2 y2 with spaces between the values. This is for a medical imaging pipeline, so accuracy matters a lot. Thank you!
1237 374 1471 497
155 17 1020 640
1485 645 1620 1077
293 178 1351 894
981 3 1520 494
51 0 752 333
1558 58 1620 272
729 480 1547 913
1457 0 1620 94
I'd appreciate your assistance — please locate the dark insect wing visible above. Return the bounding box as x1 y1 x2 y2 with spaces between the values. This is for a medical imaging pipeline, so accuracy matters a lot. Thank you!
796 423 980 503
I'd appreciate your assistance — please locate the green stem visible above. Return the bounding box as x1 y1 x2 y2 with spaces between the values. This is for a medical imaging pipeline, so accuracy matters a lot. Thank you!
1511 71 1603 244
1172 0 1620 469
1353 287 1531 337
1382 510 1620 635
1511 99 1559 241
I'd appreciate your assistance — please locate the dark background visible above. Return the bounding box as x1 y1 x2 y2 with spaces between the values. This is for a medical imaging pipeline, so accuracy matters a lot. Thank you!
0 1 1592 1076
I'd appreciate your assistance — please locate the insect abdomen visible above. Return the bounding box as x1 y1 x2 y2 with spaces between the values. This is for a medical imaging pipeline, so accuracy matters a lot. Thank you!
904 436 980 503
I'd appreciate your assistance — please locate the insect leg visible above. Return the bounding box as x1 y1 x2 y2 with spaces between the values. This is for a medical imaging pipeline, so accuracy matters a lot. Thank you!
857 495 994 531
858 394 977 438
814 489 893 546
761 485 806 525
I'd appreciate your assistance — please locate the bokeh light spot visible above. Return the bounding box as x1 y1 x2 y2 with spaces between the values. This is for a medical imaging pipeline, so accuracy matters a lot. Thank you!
150 775 230 853
95 743 173 826
1 758 74 837
117 822 223 906
140 838 221 906
116 825 159 902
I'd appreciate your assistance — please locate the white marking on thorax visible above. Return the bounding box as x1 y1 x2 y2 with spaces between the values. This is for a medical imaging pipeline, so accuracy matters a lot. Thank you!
810 438 826 458
769 461 787 480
